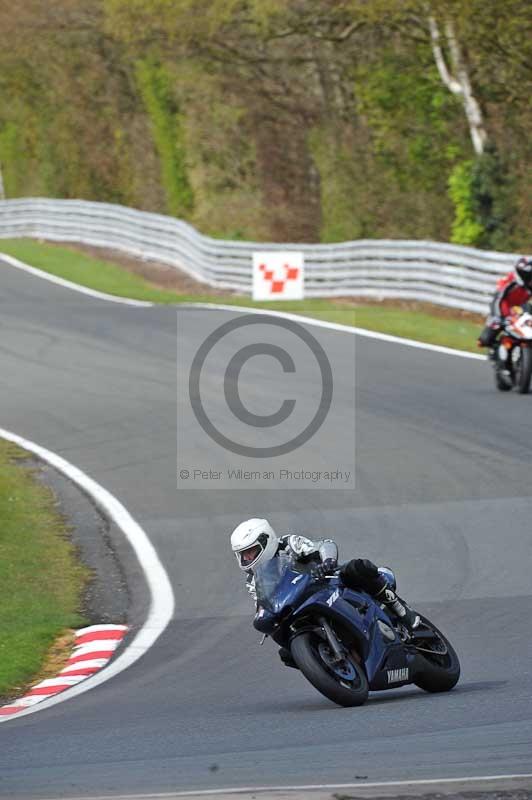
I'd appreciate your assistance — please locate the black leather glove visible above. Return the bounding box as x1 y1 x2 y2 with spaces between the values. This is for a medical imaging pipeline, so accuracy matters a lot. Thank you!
312 558 337 580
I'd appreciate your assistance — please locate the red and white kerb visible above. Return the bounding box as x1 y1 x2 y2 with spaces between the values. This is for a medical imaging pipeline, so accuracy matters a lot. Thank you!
0 624 128 716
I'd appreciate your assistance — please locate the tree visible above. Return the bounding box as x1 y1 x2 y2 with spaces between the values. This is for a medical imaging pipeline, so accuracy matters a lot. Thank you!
104 0 350 240
0 0 529 247
428 14 487 155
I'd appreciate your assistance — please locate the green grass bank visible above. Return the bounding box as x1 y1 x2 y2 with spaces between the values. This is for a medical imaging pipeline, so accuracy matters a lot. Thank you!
0 440 88 700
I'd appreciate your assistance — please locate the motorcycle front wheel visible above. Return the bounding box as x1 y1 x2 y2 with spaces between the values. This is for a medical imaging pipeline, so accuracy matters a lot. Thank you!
494 366 513 392
290 630 369 707
515 346 532 394
412 615 460 693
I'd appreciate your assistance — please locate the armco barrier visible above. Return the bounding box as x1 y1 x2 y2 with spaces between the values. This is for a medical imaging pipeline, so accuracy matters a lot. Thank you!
0 198 518 313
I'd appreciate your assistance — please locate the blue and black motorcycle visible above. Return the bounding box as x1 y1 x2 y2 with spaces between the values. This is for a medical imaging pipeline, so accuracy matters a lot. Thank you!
253 557 460 707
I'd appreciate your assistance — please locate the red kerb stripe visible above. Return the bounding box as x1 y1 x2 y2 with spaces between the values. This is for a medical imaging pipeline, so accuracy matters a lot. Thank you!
67 651 114 664
76 630 126 645
60 667 100 676
26 685 69 697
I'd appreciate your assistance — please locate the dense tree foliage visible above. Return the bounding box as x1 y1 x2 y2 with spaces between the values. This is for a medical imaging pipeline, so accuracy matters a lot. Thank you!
0 0 530 248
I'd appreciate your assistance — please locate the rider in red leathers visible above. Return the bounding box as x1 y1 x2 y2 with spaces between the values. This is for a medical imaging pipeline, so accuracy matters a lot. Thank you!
478 257 532 349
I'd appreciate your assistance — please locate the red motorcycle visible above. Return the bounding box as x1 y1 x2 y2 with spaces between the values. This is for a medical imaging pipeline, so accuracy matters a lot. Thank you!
493 306 532 394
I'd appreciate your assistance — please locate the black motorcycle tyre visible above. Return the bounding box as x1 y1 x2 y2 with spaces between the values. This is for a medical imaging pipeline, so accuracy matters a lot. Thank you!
290 630 369 707
494 366 512 392
413 615 460 693
516 346 532 394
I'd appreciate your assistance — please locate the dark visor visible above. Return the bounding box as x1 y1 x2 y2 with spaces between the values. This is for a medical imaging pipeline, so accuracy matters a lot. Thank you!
239 544 262 567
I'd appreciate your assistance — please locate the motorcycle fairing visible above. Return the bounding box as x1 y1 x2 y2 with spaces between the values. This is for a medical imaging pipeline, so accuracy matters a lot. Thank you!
289 583 414 688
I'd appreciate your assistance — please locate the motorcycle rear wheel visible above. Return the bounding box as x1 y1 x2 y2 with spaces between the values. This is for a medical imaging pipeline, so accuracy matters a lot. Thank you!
291 630 369 707
412 615 460 693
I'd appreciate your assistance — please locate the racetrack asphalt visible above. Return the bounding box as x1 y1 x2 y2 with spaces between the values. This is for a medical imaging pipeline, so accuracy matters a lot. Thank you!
0 259 531 798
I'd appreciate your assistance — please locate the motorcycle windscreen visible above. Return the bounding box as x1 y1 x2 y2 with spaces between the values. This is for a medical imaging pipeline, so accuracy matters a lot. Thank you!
254 555 297 611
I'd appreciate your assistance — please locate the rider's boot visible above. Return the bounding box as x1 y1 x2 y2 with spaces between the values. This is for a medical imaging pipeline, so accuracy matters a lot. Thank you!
479 318 502 350
376 586 420 631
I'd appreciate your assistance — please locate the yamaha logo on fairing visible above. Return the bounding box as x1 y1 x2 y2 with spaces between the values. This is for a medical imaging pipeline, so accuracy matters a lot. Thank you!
326 589 340 607
387 667 409 684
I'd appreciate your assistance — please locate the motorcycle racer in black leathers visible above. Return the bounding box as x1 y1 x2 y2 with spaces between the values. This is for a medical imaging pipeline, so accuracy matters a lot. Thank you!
230 518 420 667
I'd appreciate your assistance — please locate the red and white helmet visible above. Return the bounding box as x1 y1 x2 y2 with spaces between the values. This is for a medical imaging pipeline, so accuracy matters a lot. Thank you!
230 518 278 571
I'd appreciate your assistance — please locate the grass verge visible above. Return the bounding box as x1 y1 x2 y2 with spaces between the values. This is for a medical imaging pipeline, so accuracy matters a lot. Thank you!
0 238 481 352
0 440 88 701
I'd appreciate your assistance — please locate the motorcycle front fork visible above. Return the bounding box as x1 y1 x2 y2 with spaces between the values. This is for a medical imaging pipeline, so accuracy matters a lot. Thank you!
493 342 514 370
320 617 346 663
500 341 525 364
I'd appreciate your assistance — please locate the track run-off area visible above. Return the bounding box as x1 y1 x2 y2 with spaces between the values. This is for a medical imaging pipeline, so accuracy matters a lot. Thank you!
0 257 531 798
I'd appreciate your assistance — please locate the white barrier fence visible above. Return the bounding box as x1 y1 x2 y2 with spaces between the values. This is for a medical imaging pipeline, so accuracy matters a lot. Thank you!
0 198 518 313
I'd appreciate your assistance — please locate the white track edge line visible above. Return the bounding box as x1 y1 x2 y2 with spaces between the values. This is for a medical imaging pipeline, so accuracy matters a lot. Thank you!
180 303 486 360
1 252 485 359
0 427 175 722
0 253 154 306
42 772 532 800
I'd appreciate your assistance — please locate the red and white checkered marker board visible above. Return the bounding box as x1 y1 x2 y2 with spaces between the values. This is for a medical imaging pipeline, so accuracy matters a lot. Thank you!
252 252 304 301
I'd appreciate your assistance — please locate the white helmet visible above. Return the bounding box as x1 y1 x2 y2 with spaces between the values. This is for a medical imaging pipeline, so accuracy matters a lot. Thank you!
230 518 278 571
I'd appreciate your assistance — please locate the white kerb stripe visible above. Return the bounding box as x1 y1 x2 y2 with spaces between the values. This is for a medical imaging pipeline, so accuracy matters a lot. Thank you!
32 676 88 689
60 659 110 673
72 640 122 655
11 696 54 708
0 427 175 723
76 624 127 636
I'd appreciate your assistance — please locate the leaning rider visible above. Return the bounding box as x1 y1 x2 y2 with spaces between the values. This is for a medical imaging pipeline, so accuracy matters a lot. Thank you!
231 518 420 666
478 256 532 350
